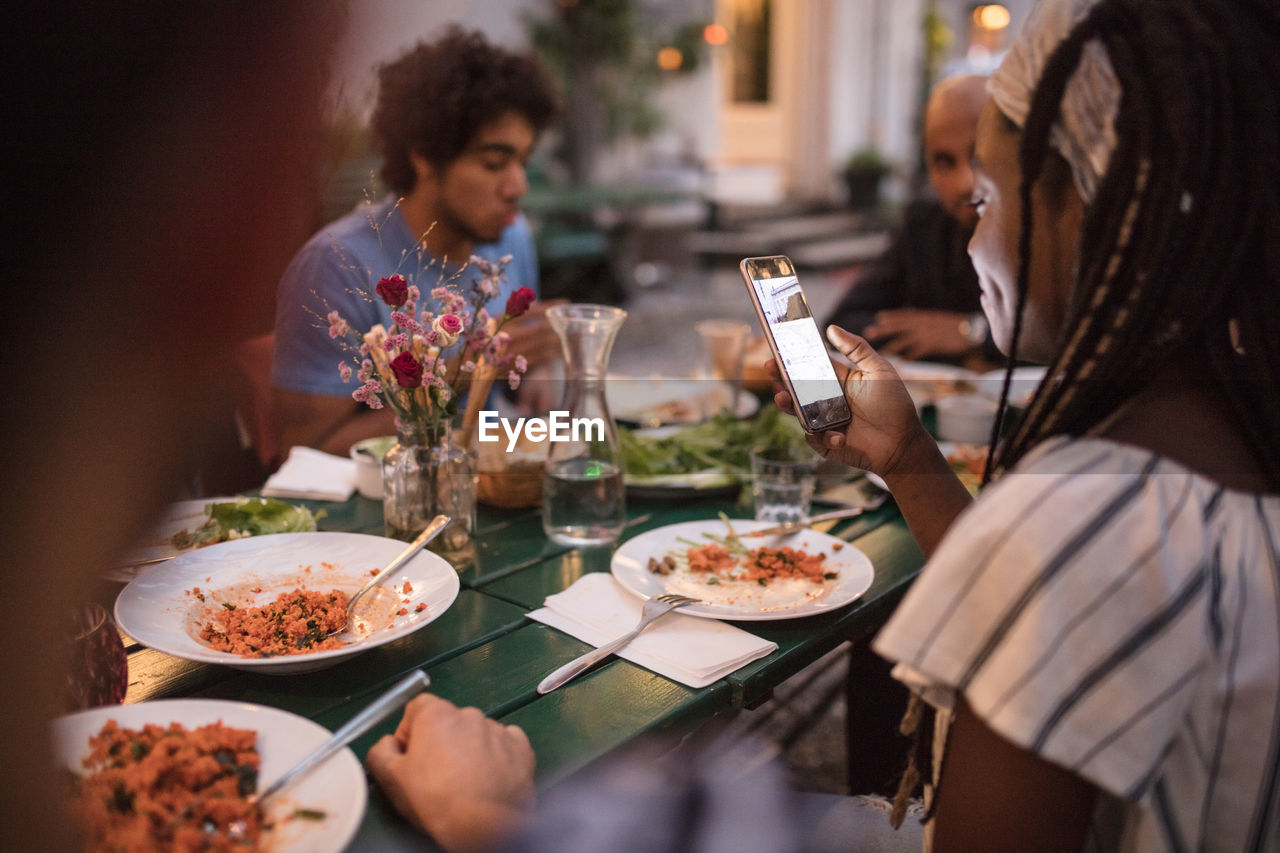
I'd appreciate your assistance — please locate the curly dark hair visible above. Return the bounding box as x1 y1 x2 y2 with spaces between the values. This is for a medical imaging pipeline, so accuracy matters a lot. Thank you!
371 26 560 194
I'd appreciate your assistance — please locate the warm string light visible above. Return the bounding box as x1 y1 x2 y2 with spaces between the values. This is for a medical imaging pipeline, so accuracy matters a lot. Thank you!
657 46 683 70
972 4 1011 31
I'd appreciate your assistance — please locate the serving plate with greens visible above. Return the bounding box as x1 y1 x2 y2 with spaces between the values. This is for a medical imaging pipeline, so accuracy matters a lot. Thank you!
621 407 811 499
109 497 325 582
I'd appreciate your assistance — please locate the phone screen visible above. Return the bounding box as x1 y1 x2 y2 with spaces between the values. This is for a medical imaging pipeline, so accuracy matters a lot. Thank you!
741 256 852 432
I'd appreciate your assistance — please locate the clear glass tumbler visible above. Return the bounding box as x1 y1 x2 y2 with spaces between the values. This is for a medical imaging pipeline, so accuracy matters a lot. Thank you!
750 444 819 524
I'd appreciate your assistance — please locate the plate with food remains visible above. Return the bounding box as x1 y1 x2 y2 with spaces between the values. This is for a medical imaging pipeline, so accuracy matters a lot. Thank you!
109 497 326 582
938 441 989 496
612 518 875 621
607 375 759 427
53 698 365 853
115 531 460 674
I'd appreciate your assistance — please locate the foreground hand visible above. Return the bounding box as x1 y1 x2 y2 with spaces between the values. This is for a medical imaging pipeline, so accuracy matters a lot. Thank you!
864 308 972 360
503 300 567 370
768 326 931 476
366 694 535 853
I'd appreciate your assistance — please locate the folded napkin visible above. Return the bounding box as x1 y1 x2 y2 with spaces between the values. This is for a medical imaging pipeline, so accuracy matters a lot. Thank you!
261 446 357 501
529 573 778 689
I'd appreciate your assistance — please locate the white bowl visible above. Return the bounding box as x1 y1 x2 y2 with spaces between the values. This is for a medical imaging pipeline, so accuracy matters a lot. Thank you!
350 435 395 499
934 393 1000 444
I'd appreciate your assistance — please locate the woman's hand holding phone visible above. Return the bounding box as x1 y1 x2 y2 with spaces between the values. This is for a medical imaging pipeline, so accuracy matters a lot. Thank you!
767 326 933 476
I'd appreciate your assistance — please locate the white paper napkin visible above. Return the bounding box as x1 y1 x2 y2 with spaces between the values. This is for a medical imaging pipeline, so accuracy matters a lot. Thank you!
529 573 778 689
261 446 357 501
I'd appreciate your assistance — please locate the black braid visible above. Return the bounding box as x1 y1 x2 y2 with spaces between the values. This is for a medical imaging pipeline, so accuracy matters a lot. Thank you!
986 0 1280 489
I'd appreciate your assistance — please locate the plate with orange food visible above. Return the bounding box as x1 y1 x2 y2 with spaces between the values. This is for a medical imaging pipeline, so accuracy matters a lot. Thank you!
115 531 460 674
611 519 874 620
52 698 365 853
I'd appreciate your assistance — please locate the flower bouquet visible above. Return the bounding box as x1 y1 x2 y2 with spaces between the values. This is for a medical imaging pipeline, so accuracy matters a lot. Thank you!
325 254 537 561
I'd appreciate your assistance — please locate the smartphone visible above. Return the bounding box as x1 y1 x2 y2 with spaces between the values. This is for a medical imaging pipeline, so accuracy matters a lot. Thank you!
740 255 853 433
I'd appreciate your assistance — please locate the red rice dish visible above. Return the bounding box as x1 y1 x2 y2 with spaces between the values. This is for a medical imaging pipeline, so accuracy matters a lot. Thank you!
200 588 349 658
69 719 263 852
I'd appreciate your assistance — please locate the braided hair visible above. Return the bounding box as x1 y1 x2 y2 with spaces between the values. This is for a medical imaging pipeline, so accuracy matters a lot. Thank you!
982 0 1280 488
892 0 1280 826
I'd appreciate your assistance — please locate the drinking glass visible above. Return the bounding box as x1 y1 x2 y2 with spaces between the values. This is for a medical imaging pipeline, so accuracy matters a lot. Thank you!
750 445 819 524
695 319 750 419
63 602 129 711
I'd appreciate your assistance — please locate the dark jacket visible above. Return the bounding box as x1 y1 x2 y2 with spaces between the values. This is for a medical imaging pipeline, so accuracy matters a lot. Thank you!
823 198 999 365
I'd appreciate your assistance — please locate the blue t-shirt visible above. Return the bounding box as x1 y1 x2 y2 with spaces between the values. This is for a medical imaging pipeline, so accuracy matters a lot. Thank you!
272 198 539 397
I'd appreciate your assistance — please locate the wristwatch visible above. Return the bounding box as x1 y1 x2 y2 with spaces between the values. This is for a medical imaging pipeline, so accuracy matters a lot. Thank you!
958 311 989 348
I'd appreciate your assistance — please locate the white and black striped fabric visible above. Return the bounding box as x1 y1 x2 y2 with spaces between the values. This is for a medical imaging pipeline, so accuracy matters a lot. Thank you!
874 436 1280 852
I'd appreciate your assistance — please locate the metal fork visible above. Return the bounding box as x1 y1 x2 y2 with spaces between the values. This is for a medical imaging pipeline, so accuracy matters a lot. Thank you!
742 492 889 538
536 593 701 694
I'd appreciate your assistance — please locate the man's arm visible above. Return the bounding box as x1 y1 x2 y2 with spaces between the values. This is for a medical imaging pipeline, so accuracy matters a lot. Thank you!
274 388 396 457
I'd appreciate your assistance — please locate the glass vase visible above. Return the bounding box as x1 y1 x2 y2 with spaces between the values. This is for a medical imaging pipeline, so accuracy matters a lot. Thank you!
382 418 476 568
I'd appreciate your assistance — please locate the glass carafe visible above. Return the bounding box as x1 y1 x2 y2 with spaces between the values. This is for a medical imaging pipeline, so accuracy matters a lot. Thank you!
542 304 627 546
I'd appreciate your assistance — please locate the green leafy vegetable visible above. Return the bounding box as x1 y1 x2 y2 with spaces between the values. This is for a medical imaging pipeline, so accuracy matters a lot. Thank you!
619 407 809 483
170 498 325 549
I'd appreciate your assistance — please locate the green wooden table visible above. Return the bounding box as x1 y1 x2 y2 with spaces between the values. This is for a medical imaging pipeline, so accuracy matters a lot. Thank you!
119 488 923 850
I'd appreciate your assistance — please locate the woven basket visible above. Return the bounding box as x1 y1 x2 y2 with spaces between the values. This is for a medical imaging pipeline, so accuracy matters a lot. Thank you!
477 461 544 508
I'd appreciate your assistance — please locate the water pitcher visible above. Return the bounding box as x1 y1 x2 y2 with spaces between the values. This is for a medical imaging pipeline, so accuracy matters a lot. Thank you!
542 304 627 546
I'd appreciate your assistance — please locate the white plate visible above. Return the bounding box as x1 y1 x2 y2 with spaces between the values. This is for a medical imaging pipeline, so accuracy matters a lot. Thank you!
108 497 241 582
612 520 875 621
974 365 1047 408
52 698 365 853
607 375 758 425
116 531 460 674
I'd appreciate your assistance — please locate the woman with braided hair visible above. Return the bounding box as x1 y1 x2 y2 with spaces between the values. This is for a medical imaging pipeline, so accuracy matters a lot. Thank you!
369 0 1278 849
765 0 1280 848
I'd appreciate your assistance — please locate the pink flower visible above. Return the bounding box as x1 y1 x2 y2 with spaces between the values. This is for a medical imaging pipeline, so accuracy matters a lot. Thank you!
407 285 420 302
433 314 463 347
505 287 536 318
352 380 384 408
461 360 476 373
431 286 451 301
508 370 522 390
487 331 512 358
376 275 409 307
514 355 528 372
338 362 353 382
390 311 424 335
327 310 349 339
390 352 423 388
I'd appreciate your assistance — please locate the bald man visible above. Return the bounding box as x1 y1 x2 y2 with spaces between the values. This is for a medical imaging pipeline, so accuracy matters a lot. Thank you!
825 74 999 369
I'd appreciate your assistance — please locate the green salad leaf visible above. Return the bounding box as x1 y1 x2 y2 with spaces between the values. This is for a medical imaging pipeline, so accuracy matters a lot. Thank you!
619 406 810 485
170 498 325 549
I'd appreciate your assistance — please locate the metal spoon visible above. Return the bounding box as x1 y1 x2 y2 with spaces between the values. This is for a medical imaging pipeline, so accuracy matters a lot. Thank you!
326 515 450 638
253 669 430 805
212 670 431 840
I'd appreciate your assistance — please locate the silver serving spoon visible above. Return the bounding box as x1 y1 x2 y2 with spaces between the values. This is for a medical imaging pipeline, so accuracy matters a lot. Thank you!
326 514 451 638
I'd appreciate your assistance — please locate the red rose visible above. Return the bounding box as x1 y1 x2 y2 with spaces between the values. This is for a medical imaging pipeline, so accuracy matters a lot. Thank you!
504 286 536 318
376 275 409 307
390 352 423 388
